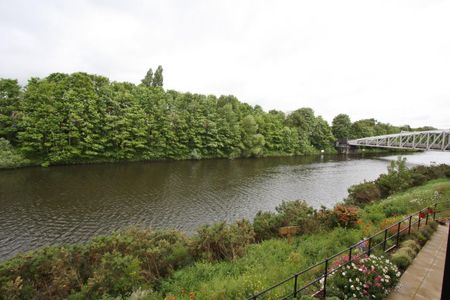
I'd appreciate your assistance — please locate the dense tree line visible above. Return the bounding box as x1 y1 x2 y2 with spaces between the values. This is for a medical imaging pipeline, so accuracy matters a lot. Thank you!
0 69 433 167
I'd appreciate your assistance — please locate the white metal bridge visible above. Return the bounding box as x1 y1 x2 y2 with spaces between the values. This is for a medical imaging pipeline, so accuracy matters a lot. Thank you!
347 130 450 152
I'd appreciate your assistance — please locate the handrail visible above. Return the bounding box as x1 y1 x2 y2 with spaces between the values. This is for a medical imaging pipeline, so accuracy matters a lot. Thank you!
246 200 450 299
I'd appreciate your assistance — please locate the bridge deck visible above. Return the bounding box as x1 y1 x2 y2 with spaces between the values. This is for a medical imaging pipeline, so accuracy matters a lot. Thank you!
347 130 450 152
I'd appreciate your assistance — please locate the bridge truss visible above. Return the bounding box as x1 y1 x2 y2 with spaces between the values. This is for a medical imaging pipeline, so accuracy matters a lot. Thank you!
347 130 450 151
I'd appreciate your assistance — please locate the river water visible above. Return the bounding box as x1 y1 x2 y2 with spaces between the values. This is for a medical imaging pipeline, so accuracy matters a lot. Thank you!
0 152 448 261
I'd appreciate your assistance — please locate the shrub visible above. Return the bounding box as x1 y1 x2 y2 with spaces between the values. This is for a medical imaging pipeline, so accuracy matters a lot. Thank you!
400 245 417 258
314 206 336 230
253 211 283 241
0 228 192 299
76 251 144 298
391 249 413 270
0 138 29 168
85 228 192 282
191 220 255 261
419 226 433 240
412 231 427 246
327 255 400 300
332 204 359 228
410 172 427 187
401 240 420 253
411 164 450 181
347 181 381 206
275 200 315 228
375 157 412 197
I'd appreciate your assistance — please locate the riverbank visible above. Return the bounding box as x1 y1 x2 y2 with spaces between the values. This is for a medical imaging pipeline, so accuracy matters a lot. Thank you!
0 162 448 299
0 140 405 171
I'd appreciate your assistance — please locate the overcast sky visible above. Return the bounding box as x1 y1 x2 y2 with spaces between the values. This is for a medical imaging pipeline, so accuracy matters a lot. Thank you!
1 0 449 128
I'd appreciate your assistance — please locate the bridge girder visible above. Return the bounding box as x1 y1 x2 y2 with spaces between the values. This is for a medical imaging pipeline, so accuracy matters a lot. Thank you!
347 130 450 152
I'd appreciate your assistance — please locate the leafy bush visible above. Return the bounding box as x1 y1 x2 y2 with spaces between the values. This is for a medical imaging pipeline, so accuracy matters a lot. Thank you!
328 255 400 300
76 251 144 298
332 204 359 228
191 220 255 261
411 164 450 181
400 240 420 253
0 138 29 168
0 228 192 299
275 200 315 229
391 249 413 270
252 211 283 241
410 172 427 187
419 226 433 240
347 181 381 206
412 231 427 246
314 205 337 230
375 157 412 197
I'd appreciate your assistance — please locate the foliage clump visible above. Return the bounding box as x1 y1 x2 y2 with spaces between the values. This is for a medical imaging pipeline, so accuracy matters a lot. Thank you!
347 181 381 206
191 220 255 261
332 204 359 228
0 228 192 299
0 138 29 168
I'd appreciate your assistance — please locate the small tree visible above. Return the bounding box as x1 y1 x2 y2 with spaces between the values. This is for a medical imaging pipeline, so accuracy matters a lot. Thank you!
141 68 153 87
152 65 163 87
376 157 412 197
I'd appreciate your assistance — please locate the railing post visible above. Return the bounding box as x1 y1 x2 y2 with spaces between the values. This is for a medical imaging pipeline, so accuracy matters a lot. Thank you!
367 237 372 256
323 259 329 298
408 215 412 235
396 222 401 248
426 207 430 225
293 274 298 297
418 210 422 229
433 203 437 220
383 229 388 251
349 246 352 262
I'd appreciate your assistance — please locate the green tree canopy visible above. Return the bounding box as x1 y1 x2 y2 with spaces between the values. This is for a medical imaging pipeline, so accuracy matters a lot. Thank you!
0 79 21 144
152 65 164 87
331 114 352 140
141 68 153 87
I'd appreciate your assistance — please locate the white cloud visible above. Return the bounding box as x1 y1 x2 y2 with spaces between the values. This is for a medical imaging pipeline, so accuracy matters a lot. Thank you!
1 0 449 128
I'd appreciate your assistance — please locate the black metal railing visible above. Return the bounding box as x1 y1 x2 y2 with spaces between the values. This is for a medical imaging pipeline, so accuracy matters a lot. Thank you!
247 200 450 300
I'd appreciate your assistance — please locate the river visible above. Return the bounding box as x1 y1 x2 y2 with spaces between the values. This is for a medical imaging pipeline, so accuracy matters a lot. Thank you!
0 151 449 261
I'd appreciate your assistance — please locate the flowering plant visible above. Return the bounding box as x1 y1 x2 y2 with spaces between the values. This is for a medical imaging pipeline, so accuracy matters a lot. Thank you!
327 254 400 299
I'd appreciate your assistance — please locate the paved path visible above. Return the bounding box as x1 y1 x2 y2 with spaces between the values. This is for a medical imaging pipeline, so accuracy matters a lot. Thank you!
387 224 448 300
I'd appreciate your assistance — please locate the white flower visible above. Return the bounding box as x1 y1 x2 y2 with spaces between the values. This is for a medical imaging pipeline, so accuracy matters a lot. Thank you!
351 285 355 290
349 279 352 282
353 294 356 298
356 278 360 282
342 272 346 276
396 272 401 277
